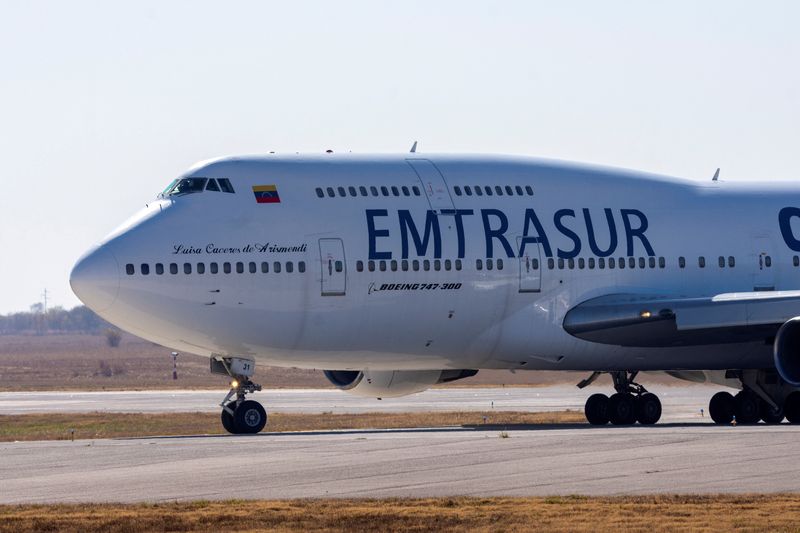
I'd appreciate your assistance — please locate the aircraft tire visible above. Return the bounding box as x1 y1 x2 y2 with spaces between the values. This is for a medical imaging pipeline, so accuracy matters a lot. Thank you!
584 393 609 425
234 400 268 434
734 390 761 425
709 391 735 424
759 398 785 425
608 393 637 425
221 401 238 434
784 392 800 424
635 392 662 425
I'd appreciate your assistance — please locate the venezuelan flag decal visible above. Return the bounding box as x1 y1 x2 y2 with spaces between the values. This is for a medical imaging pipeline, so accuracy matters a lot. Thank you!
252 185 281 204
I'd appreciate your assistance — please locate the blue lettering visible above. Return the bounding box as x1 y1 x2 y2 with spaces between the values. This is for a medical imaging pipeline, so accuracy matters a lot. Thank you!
583 208 617 257
441 209 474 258
779 207 800 251
621 209 655 256
554 209 581 259
366 209 392 260
398 210 442 258
520 208 553 258
481 209 514 258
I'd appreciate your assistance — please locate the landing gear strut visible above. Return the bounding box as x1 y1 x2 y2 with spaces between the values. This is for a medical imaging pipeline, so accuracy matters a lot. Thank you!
580 371 662 426
211 355 267 434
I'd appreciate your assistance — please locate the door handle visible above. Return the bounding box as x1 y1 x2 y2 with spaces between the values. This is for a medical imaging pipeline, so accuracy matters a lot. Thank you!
328 259 332 276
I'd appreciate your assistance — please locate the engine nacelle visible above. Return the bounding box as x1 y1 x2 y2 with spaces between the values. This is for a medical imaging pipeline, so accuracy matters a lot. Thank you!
323 369 478 398
774 318 800 386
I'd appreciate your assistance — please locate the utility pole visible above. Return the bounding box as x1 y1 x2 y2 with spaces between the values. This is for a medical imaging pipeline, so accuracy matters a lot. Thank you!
41 288 48 313
171 352 179 380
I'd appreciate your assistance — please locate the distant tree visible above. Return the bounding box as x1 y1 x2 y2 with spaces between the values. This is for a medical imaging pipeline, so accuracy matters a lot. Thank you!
104 328 122 347
0 305 113 335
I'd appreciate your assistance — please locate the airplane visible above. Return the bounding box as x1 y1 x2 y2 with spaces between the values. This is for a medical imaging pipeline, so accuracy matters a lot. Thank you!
69 152 800 434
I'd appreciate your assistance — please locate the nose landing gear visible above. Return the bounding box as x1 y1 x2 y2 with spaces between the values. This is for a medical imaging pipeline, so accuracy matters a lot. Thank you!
579 371 662 426
212 355 267 434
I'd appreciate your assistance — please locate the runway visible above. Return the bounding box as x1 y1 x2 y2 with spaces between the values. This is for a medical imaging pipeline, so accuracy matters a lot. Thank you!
2 423 799 503
0 384 719 423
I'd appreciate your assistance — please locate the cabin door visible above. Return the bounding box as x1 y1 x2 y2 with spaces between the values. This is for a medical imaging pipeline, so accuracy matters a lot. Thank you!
319 238 346 296
751 236 775 291
517 236 542 292
406 159 455 214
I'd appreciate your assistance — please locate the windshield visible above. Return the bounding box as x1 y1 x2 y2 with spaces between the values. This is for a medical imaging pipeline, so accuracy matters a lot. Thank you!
162 177 208 196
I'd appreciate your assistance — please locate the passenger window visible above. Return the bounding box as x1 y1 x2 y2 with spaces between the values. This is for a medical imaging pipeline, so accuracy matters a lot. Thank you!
370 186 379 196
359 186 368 196
515 186 524 195
445 259 452 271
475 186 483 196
391 186 399 196
548 258 555 270
156 263 164 275
486 259 493 270
497 258 503 270
391 260 398 271
402 186 410 196
618 258 625 269
299 261 306 273
578 258 585 269
766 256 772 267
679 257 685 268
218 179 235 193
476 259 483 270
380 261 386 272
568 258 575 269
728 256 734 268
315 188 324 198
261 262 269 273
170 263 178 275
434 259 441 271
698 257 706 268
286 262 293 273
718 256 725 268
249 262 257 274
465 186 473 196
659 257 665 268
402 259 409 271
608 258 615 269
630 257 637 269
184 263 192 275
484 186 493 196
368 261 375 272
356 261 363 272
588 258 595 269
454 186 462 196
505 185 513 195
423 259 430 271
649 257 655 268
525 185 534 195
455 259 462 271
412 186 421 196
141 264 150 275
639 257 645 269
205 179 220 192
273 262 281 273
532 258 539 269
196 263 205 274
494 186 503 196
337 187 346 197
327 187 335 198
413 260 420 271
348 186 357 197
598 258 605 269
210 262 219 274
381 186 389 196
222 262 231 274
558 258 565 269
236 262 244 274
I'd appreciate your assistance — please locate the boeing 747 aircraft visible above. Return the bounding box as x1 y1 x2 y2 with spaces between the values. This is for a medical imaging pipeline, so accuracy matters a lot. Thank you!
70 153 800 433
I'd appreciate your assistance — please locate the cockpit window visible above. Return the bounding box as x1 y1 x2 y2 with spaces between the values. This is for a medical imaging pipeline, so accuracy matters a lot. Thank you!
160 176 235 197
164 177 208 196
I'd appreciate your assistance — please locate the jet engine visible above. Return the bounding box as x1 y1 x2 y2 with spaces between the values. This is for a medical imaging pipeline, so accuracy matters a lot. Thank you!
323 369 478 398
775 318 800 386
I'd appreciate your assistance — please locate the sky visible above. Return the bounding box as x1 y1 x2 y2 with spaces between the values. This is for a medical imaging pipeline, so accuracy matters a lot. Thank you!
1 1 799 314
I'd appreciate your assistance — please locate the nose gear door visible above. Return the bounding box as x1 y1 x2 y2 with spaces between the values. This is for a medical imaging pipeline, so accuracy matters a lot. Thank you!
319 238 346 296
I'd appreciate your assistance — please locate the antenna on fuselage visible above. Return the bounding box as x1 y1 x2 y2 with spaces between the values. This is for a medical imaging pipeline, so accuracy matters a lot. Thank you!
409 141 418 153
712 168 720 181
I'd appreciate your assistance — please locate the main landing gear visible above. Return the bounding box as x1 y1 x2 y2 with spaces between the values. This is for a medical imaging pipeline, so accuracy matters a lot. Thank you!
707 370 800 425
211 355 268 434
580 371 662 426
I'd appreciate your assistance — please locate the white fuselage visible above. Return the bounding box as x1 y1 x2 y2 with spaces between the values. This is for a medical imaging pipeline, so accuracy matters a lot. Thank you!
70 154 800 373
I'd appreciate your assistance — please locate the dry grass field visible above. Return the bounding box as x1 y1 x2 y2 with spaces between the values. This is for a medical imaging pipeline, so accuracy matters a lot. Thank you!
0 333 682 391
0 410 585 441
1 495 799 532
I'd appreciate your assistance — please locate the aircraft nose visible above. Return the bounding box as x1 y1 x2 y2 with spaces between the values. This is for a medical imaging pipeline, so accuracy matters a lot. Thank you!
69 246 120 313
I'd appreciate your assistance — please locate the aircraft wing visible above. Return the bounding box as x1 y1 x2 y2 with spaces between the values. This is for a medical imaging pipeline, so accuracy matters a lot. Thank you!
563 291 800 347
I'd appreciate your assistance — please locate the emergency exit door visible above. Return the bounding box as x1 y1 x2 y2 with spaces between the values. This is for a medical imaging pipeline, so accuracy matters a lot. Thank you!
319 238 346 296
517 236 542 292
